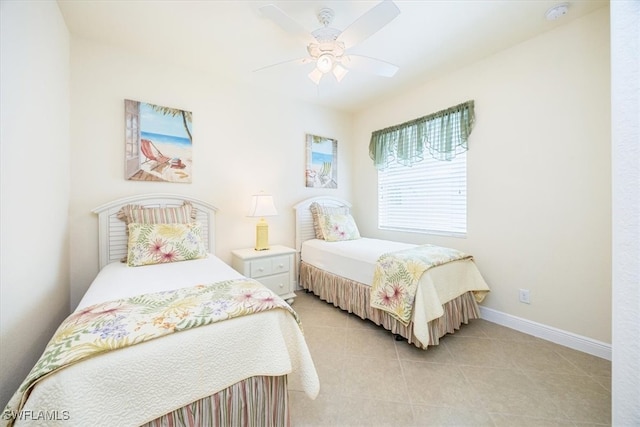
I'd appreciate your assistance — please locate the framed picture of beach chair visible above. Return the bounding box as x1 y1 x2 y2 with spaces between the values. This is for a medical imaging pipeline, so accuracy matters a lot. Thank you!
124 99 193 183
305 134 337 188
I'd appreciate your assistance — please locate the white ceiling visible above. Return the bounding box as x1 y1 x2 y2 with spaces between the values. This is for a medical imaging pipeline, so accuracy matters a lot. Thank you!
57 0 608 113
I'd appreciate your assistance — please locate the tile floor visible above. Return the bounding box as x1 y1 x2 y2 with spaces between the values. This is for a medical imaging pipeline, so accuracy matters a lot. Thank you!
288 290 611 426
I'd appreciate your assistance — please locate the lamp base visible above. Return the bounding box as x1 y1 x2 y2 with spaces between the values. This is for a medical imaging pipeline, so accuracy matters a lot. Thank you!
255 218 270 251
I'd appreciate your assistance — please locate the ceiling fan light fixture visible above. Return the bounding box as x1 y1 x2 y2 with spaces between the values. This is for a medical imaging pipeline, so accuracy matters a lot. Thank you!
258 2 401 86
316 54 334 73
333 64 348 82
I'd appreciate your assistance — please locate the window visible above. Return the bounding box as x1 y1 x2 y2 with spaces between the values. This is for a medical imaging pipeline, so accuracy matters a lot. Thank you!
378 151 466 237
370 101 474 238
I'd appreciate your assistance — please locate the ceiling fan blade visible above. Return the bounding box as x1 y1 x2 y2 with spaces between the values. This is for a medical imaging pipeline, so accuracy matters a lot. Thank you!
343 55 399 78
339 0 401 49
259 4 314 43
253 57 311 73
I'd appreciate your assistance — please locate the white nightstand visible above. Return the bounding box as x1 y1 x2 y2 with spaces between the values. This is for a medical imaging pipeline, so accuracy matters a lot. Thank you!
231 245 297 304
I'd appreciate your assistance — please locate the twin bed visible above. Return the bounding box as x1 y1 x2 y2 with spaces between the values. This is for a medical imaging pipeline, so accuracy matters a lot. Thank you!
294 196 490 349
3 194 319 427
4 193 491 426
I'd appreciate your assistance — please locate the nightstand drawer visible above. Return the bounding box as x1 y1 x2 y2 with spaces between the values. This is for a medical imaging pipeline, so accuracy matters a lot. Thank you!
250 259 272 278
259 273 291 295
270 256 290 274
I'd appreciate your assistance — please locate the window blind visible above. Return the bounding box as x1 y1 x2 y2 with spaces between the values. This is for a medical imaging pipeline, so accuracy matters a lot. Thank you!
378 151 467 237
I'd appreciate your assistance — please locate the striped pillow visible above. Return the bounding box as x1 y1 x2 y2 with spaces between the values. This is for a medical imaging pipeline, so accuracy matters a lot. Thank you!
129 204 197 224
117 201 197 225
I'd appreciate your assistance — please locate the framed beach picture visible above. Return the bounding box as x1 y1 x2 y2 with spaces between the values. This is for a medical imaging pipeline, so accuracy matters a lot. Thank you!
305 134 337 188
124 99 193 183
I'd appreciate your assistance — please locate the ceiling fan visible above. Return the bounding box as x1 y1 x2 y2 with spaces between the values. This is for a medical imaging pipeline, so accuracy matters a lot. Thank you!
257 0 401 85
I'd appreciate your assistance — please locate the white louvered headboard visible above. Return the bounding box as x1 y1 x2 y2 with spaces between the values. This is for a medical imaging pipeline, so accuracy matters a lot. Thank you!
292 196 352 252
92 193 218 269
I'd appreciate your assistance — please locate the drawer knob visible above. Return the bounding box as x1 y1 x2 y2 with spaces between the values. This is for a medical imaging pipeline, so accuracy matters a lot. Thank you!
258 268 264 272
278 264 284 268
279 283 284 288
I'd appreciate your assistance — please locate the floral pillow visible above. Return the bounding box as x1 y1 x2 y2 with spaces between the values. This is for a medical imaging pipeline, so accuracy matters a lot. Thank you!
126 222 207 267
318 214 361 242
117 201 198 262
310 202 350 239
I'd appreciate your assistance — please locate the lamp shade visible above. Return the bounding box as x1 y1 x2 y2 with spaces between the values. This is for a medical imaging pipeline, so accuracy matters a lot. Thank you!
247 193 278 218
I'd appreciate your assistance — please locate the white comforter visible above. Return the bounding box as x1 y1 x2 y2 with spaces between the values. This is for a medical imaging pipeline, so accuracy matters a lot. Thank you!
11 256 319 427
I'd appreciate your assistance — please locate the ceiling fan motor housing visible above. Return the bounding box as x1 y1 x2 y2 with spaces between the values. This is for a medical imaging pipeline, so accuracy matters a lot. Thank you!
311 26 341 42
307 40 345 58
307 8 345 72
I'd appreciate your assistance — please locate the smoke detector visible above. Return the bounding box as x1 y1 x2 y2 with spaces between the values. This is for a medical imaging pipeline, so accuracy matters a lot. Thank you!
545 3 569 21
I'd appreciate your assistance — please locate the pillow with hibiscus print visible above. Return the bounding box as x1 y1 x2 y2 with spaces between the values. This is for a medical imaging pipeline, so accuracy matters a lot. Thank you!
318 214 361 242
126 222 207 267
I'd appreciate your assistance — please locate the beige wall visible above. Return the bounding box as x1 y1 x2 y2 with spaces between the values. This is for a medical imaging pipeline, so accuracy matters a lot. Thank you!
0 1 71 408
353 8 611 343
68 39 354 308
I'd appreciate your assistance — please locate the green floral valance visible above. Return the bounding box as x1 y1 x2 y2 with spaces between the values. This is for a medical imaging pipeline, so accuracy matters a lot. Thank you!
369 100 475 170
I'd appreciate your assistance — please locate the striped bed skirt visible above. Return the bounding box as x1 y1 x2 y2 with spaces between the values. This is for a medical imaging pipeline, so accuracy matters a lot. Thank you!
299 261 481 349
141 375 289 427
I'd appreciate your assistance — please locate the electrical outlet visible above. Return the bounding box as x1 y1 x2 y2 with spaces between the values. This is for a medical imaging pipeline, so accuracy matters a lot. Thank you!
519 289 531 304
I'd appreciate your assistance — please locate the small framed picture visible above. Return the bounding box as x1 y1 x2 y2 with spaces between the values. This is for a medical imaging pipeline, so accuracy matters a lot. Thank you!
305 134 337 188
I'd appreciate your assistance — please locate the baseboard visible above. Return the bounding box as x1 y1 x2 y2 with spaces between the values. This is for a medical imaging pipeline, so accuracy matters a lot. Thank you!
479 307 612 361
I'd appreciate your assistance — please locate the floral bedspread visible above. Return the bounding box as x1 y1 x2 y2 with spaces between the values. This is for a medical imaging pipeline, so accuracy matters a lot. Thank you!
370 244 472 325
2 279 297 426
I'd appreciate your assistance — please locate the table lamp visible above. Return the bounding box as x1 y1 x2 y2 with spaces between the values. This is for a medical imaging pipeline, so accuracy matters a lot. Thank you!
247 192 278 251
